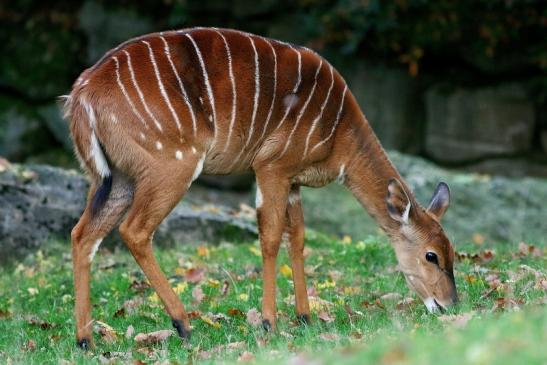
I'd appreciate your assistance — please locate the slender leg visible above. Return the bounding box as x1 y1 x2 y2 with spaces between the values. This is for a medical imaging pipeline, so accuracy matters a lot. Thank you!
72 172 133 349
118 157 201 340
255 168 290 331
285 186 311 324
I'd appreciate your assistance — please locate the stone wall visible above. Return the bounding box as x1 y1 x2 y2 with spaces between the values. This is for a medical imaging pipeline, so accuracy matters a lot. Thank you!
0 0 545 177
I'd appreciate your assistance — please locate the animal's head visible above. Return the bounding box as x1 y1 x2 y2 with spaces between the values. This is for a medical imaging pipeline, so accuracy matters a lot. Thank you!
385 178 457 312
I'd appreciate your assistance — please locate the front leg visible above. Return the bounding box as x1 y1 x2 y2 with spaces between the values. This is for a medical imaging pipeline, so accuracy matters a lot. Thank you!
255 169 290 331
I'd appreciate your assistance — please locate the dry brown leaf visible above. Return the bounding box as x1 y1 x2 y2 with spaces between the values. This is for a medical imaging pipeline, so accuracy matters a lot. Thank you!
125 325 135 339
227 308 245 318
246 308 262 327
438 312 474 328
192 286 205 305
318 311 334 323
22 339 36 351
396 297 416 310
185 268 206 284
238 351 255 362
221 280 230 296
134 329 173 344
380 293 402 301
95 321 117 343
319 333 339 341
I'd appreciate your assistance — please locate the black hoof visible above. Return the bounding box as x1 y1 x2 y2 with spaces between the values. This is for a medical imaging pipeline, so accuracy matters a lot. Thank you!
296 313 311 325
172 319 191 340
262 319 272 332
77 338 90 350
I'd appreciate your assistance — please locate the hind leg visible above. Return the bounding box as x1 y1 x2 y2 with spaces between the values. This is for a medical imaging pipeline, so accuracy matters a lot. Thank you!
285 186 311 324
72 171 133 349
118 154 203 340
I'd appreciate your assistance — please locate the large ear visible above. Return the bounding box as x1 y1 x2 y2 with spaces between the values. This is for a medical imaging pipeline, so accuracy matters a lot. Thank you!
427 182 450 220
386 178 412 224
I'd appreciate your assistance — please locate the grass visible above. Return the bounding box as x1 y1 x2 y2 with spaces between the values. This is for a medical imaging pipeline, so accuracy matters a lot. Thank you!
0 232 545 364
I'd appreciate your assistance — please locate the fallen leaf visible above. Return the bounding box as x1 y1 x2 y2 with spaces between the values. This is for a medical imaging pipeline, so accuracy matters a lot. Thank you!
134 329 173 344
238 293 249 301
26 316 55 330
129 279 151 293
318 311 334 323
227 308 245 318
201 315 221 329
238 351 255 362
246 308 262 327
192 286 205 304
221 280 230 296
185 268 206 284
27 288 39 296
173 282 188 295
188 310 202 319
380 292 402 301
0 309 11 319
280 264 293 278
95 321 117 343
197 246 210 259
472 233 485 245
396 297 416 310
22 339 36 351
319 333 339 341
438 312 474 328
517 242 542 257
125 325 135 339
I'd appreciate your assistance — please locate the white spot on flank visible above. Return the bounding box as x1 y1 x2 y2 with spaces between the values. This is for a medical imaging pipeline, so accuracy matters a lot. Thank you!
88 238 103 262
156 141 163 150
288 191 300 205
278 60 323 159
255 185 263 208
191 154 205 182
208 114 213 122
275 47 302 132
160 36 197 136
191 146 197 154
110 113 118 124
175 150 183 160
139 132 146 140
199 97 204 105
336 164 345 184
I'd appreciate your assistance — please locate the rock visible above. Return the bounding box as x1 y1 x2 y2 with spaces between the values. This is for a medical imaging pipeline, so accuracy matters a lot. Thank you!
79 0 154 65
0 14 82 99
37 102 73 151
0 97 56 161
0 164 257 263
301 151 547 244
347 62 421 152
425 84 535 162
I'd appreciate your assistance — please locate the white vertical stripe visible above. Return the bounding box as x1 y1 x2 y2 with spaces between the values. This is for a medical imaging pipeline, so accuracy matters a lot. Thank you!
274 46 302 132
258 39 277 142
277 59 323 159
160 36 197 137
113 56 149 129
303 64 335 157
214 30 237 153
142 40 182 136
123 50 163 132
311 85 348 153
185 33 217 136
244 35 261 148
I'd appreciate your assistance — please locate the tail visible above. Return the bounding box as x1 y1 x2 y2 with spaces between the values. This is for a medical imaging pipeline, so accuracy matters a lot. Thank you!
61 87 112 217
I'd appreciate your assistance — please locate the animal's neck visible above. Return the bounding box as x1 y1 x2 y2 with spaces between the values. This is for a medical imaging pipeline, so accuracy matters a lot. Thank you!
344 113 410 236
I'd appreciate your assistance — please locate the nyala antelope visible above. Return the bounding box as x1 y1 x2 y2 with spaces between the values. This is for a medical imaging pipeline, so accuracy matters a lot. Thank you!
64 27 457 349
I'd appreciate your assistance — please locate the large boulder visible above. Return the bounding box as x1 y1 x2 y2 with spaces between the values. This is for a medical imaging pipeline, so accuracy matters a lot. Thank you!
425 84 535 162
0 163 257 263
346 62 421 153
301 151 547 245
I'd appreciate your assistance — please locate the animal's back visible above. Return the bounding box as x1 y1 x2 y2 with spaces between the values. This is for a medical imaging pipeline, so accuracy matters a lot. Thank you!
66 28 352 180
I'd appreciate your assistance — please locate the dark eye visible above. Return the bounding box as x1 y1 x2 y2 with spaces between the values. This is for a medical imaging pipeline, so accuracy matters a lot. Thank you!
425 252 438 265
